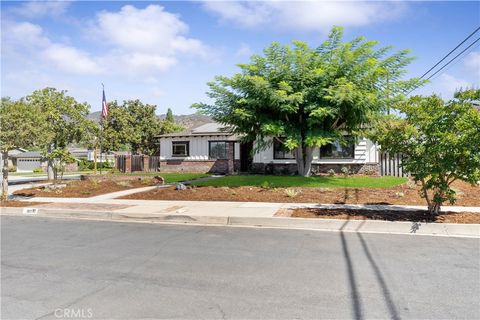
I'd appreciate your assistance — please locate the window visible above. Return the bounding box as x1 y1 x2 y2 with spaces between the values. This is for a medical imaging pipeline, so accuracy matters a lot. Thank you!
209 141 228 159
273 139 295 159
320 137 355 159
172 141 189 157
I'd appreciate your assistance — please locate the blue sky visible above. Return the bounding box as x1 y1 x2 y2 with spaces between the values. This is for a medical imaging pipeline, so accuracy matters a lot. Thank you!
1 1 479 115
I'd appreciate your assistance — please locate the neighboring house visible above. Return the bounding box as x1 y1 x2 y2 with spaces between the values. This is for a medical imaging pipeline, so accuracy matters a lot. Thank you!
11 148 91 172
0 148 28 168
157 122 380 175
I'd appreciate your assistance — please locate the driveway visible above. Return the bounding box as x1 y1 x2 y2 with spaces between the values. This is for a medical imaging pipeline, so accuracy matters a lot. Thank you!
1 216 479 319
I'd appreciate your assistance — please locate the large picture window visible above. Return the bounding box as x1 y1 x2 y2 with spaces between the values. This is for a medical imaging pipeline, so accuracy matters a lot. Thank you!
273 139 295 159
209 141 228 159
320 137 355 159
172 141 189 157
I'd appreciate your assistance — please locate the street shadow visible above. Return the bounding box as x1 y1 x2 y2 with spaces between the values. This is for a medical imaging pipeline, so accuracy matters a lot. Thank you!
357 233 400 320
339 218 363 320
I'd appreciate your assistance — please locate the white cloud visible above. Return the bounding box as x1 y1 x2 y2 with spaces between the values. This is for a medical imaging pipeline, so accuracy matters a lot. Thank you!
90 4 211 71
235 43 253 57
434 73 472 97
203 1 407 32
42 44 101 75
464 51 480 75
2 21 49 48
12 1 71 18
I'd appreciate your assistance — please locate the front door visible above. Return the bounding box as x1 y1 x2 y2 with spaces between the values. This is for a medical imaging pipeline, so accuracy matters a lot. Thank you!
240 142 253 172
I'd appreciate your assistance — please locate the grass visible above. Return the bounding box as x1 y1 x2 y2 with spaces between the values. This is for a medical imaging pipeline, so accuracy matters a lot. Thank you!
193 175 407 188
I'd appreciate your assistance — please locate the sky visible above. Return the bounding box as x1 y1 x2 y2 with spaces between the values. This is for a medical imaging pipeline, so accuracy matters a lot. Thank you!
1 1 479 115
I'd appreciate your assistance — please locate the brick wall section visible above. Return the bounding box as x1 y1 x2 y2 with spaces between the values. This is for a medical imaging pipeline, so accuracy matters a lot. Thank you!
143 156 150 172
125 156 132 173
227 142 235 174
251 162 380 176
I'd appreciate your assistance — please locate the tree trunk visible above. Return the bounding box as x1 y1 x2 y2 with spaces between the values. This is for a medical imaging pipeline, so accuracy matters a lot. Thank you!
47 144 54 181
428 202 441 216
295 146 314 177
1 151 8 201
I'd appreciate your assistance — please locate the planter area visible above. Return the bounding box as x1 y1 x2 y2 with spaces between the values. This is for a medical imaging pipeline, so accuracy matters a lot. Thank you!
287 208 480 224
13 179 158 198
121 180 480 206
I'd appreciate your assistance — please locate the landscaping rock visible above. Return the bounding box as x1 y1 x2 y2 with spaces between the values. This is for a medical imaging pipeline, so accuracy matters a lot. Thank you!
175 183 187 190
45 184 67 190
154 176 165 185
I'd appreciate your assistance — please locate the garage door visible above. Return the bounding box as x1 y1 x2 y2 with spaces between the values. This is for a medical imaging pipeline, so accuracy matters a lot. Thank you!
17 158 42 172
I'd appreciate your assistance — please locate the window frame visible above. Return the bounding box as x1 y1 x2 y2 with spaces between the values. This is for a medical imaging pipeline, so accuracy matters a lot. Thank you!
319 136 355 159
171 141 190 157
273 138 295 160
209 141 229 160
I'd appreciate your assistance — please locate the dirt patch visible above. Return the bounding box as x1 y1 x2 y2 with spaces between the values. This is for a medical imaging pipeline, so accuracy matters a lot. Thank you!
0 200 50 207
13 179 156 198
121 180 480 206
289 208 480 224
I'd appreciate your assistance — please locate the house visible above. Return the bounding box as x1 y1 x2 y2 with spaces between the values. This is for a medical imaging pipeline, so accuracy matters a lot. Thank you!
0 148 28 168
157 122 380 175
11 148 91 172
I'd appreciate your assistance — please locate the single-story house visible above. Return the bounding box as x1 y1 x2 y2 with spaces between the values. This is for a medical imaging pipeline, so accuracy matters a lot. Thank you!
11 148 91 172
157 123 380 175
0 148 28 168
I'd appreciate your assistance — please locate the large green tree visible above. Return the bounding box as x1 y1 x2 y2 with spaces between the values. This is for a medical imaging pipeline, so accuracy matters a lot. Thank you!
194 27 421 176
371 90 480 215
102 100 183 155
27 88 92 180
0 97 44 199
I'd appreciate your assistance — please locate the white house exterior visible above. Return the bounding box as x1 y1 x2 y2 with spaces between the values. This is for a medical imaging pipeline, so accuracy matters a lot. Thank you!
157 123 380 175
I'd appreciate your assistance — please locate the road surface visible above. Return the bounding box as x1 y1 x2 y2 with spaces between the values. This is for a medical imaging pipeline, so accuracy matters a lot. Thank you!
1 216 479 319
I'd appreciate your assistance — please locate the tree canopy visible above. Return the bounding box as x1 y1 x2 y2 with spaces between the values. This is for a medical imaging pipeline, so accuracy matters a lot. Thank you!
371 89 480 215
102 100 183 155
194 26 422 176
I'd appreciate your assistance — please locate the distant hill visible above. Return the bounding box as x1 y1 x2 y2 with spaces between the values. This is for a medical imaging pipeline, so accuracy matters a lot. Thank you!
87 111 212 129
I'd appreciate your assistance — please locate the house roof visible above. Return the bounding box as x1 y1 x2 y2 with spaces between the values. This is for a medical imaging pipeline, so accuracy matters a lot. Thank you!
11 151 43 159
157 122 240 139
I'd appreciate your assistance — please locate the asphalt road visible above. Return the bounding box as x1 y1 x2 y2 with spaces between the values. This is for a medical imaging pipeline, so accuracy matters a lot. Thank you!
1 216 479 320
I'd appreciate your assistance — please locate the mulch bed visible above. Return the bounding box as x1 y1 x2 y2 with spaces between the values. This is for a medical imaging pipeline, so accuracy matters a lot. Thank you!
121 180 480 206
0 201 50 207
13 179 157 198
289 208 480 224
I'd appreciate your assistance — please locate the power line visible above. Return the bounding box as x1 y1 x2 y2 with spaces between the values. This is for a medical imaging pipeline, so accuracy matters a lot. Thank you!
426 37 480 81
419 26 480 80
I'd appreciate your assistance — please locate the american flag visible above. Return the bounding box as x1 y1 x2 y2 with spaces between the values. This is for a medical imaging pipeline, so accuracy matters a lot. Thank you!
101 88 109 120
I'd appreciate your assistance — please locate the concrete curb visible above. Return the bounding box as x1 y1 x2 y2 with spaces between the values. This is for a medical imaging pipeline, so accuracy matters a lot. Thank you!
2 207 479 238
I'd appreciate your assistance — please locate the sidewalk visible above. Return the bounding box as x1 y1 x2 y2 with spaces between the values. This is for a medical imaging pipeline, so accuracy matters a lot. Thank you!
2 186 480 238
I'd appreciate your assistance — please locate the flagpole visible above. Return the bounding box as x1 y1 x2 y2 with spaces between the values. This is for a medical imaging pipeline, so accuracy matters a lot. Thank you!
100 83 104 175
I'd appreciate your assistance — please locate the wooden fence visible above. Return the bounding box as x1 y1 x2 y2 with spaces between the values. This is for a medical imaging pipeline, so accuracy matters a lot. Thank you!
115 155 160 173
380 152 408 177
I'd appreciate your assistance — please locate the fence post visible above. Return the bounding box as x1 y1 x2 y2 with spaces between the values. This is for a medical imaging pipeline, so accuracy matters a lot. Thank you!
143 156 149 172
125 155 132 173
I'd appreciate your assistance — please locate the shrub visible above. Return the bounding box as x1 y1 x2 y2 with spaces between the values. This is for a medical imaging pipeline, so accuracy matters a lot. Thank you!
8 165 16 172
327 169 335 177
260 181 273 189
285 189 299 198
341 166 351 177
33 167 43 173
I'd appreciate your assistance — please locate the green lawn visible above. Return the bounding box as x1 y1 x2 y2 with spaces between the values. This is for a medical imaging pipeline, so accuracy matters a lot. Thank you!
193 175 407 188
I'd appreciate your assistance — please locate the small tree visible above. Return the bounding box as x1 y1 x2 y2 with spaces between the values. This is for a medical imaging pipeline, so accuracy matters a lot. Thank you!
27 88 91 180
194 27 421 176
371 90 480 215
44 148 76 182
165 108 175 123
0 98 44 199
